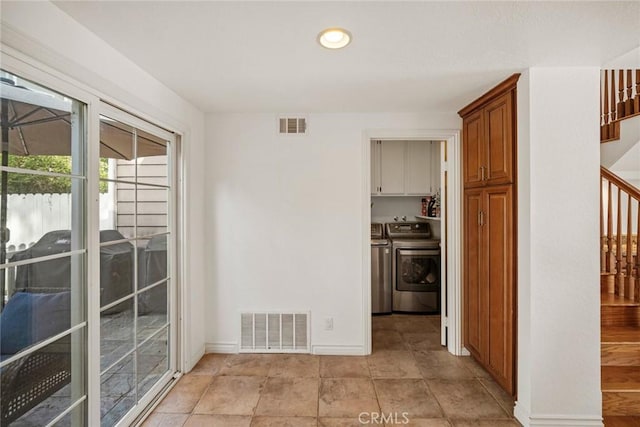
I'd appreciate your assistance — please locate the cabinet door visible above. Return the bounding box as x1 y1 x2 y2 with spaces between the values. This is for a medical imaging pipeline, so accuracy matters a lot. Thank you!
405 141 431 195
483 185 514 395
484 93 514 186
380 141 405 195
430 141 441 194
463 188 486 362
371 140 380 194
463 110 484 187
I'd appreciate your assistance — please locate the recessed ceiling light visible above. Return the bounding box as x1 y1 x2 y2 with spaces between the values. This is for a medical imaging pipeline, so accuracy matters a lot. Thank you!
317 28 352 49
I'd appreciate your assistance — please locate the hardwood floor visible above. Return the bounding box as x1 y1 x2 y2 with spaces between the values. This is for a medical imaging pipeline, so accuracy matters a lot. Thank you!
602 289 640 419
603 416 640 426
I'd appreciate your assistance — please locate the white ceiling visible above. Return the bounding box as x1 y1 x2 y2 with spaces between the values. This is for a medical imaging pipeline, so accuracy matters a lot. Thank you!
54 1 640 114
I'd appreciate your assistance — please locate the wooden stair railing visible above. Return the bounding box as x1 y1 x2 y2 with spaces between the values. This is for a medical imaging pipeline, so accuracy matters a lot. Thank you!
601 166 639 303
601 69 640 143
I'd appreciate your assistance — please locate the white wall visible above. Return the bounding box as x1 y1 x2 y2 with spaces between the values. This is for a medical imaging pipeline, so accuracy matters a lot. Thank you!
205 112 459 353
516 68 603 427
0 1 206 371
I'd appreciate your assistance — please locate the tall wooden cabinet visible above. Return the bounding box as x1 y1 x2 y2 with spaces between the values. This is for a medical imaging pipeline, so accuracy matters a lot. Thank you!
459 74 519 396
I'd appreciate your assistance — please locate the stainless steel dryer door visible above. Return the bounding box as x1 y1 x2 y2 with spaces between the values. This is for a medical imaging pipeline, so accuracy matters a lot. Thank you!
395 248 440 292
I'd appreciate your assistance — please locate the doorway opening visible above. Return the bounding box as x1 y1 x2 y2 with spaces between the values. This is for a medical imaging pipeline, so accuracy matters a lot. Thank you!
362 130 463 357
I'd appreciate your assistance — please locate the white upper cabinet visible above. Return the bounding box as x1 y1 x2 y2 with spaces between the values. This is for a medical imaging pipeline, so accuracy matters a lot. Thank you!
406 141 432 195
371 140 439 196
371 140 380 194
430 141 441 194
379 141 405 195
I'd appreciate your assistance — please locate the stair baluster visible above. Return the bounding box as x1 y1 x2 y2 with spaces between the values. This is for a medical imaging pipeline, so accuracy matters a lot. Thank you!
626 195 634 300
635 70 640 113
606 180 615 293
601 177 606 272
611 70 617 123
626 69 634 116
603 70 610 140
616 187 625 297
601 166 640 304
617 70 625 119
636 199 640 301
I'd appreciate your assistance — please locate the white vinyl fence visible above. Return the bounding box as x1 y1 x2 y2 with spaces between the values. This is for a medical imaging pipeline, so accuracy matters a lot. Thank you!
5 193 114 253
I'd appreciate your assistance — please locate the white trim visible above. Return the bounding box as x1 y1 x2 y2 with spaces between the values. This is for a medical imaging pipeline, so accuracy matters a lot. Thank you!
114 370 175 427
0 165 85 180
185 344 206 372
133 373 182 427
0 322 86 369
528 416 603 427
1 249 85 269
205 342 239 354
311 345 366 356
0 80 72 112
514 405 604 427
44 396 86 427
514 402 530 427
361 128 463 357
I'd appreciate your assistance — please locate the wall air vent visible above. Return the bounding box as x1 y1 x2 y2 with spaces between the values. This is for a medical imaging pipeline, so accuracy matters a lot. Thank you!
278 117 307 134
240 312 310 353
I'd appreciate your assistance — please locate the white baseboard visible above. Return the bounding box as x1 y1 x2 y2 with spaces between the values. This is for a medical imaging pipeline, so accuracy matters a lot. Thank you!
514 405 603 427
514 403 530 427
185 344 206 373
205 342 239 354
311 345 365 355
530 415 603 427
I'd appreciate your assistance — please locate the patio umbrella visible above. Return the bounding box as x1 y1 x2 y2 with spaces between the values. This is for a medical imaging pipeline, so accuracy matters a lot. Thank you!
0 77 167 307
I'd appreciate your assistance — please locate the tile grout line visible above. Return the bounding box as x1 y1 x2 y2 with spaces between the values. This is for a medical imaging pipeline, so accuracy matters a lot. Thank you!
406 330 450 426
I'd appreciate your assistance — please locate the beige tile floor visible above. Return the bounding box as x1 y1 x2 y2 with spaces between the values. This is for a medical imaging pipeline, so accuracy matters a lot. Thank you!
143 315 521 427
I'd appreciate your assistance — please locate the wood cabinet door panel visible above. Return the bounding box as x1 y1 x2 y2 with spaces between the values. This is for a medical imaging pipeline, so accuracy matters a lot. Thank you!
484 93 513 185
484 185 514 395
464 188 486 361
463 111 484 187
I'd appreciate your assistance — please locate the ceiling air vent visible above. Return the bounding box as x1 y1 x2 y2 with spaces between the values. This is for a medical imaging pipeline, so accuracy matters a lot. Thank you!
278 117 307 135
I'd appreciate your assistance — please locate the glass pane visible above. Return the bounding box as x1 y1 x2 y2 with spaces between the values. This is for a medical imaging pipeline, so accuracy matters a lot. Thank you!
99 116 134 161
100 298 134 373
136 186 168 237
111 180 135 239
136 128 168 187
0 254 85 355
48 402 85 427
0 329 85 426
0 73 84 176
100 355 134 427
1 174 85 261
99 238 134 308
138 281 168 344
139 234 168 287
137 327 168 400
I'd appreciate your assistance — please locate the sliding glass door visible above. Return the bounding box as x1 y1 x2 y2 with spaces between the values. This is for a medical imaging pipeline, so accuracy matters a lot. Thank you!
0 68 178 427
98 106 176 427
0 70 87 426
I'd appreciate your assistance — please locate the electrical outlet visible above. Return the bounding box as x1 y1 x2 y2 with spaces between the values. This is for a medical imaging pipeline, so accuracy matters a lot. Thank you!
324 317 334 331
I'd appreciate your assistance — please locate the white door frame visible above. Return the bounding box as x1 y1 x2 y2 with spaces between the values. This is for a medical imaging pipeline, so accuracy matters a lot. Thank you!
362 128 466 356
